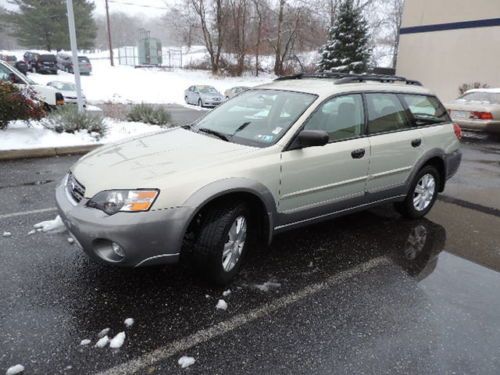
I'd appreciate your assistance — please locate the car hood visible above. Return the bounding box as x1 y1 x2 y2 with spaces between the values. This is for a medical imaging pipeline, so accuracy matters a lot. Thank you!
72 128 259 197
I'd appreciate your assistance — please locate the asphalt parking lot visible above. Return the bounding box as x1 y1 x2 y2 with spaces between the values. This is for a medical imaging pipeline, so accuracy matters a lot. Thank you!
1 134 499 374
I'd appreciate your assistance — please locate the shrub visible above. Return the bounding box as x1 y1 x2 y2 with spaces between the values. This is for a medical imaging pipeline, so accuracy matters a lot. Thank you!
0 81 45 130
127 103 171 126
42 106 107 137
459 82 490 95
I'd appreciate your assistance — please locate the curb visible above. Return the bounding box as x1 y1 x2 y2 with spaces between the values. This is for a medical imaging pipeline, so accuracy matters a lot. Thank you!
0 144 101 161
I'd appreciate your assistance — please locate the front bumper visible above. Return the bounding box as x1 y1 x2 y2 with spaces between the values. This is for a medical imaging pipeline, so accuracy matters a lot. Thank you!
55 181 192 267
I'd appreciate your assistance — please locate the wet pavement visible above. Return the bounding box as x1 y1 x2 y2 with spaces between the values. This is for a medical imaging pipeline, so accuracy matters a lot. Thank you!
0 136 499 374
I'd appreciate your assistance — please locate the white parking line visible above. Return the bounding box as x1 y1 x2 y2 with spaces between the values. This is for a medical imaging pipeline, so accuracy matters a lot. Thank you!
0 207 58 220
97 256 391 375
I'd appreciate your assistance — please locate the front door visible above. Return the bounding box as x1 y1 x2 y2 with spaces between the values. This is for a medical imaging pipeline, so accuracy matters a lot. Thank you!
279 94 370 224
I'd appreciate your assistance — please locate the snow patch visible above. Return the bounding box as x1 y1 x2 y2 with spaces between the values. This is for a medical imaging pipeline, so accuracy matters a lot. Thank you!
2 232 12 238
95 335 109 348
5 364 24 375
222 289 231 297
109 332 126 349
254 281 281 292
33 215 65 233
178 356 196 369
97 328 110 338
67 237 75 244
27 229 36 236
80 339 91 346
215 299 228 311
124 318 134 328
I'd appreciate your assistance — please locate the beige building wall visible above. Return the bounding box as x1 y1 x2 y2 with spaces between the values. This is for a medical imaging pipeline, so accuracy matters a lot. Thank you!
396 0 500 102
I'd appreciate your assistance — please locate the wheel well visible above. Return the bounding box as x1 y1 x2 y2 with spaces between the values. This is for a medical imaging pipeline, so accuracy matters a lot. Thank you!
423 157 446 191
185 192 271 246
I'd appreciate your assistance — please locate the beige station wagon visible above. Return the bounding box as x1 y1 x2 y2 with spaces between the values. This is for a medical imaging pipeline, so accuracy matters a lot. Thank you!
56 73 462 284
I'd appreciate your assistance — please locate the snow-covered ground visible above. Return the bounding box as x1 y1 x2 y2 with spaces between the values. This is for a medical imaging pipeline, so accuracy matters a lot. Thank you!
0 118 163 150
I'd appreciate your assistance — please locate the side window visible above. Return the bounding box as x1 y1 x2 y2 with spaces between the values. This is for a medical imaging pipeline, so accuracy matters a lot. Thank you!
366 93 410 134
0 64 12 81
401 94 450 126
303 94 364 142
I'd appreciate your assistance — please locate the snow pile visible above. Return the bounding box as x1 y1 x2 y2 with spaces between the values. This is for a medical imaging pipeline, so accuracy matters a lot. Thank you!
124 318 134 328
33 215 65 233
5 365 24 375
2 231 12 238
215 299 228 311
178 356 196 369
254 281 281 292
80 339 91 346
95 335 109 348
109 332 126 349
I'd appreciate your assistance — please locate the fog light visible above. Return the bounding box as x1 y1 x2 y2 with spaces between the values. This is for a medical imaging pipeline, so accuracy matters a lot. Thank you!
112 242 125 257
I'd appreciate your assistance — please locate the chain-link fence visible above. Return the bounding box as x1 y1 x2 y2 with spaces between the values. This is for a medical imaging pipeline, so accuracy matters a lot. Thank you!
118 47 183 68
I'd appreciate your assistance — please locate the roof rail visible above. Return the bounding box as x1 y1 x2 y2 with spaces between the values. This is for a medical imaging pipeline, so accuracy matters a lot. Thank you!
274 72 422 86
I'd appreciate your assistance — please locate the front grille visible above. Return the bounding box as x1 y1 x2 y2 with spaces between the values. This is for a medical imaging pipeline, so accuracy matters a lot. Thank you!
67 173 85 203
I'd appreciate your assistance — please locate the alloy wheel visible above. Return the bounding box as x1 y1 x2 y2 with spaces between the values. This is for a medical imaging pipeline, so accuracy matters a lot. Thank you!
222 216 247 272
413 173 436 211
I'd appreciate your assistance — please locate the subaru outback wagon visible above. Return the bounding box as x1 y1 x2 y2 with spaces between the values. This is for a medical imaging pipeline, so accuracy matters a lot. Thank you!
56 73 462 284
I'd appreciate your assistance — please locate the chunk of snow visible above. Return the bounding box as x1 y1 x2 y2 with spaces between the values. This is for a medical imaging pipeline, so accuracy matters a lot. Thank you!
6 364 24 375
222 289 231 297
95 335 109 348
2 231 12 238
254 281 281 292
67 237 75 244
124 318 134 327
80 339 91 346
178 356 196 369
33 215 65 233
97 328 110 338
205 294 210 299
27 229 36 236
215 299 228 311
109 332 126 349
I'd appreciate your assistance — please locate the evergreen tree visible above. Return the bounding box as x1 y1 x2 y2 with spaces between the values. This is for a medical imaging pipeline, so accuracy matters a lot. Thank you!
6 0 96 51
318 0 371 73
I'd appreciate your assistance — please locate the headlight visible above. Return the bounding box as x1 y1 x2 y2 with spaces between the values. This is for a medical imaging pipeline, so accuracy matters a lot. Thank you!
87 189 159 215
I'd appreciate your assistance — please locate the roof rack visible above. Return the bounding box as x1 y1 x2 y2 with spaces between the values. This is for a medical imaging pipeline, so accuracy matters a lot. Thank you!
274 72 422 86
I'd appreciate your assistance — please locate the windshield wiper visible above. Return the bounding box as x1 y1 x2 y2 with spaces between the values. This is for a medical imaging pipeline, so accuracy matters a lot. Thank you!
231 122 251 137
197 127 230 142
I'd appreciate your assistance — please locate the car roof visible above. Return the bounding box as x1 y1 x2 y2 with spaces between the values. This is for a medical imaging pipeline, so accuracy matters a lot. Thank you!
257 77 433 98
465 88 500 94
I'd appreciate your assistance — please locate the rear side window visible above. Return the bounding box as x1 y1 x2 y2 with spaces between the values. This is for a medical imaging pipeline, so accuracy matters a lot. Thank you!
401 94 450 126
366 93 410 134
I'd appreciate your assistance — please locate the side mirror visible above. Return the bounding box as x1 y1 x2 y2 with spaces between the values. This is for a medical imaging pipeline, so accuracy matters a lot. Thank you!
295 130 329 149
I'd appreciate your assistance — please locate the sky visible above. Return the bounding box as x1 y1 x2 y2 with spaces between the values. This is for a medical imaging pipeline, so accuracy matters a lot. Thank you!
0 0 173 18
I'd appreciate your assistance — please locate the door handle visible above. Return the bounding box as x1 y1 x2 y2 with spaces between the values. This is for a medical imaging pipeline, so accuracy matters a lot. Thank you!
411 138 422 147
351 148 365 159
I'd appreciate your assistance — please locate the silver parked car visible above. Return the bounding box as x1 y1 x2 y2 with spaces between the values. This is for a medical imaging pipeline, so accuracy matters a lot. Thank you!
56 73 461 285
184 85 224 107
224 86 250 99
46 81 86 105
446 89 500 133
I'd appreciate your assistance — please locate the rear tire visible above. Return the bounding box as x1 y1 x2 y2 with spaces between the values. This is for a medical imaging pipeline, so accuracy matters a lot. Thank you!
395 165 440 219
189 202 252 285
198 98 203 107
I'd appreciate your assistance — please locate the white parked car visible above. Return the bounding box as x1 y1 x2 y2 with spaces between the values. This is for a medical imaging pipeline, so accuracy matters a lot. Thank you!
47 81 86 106
0 60 64 108
446 89 500 133
56 73 461 285
184 85 225 107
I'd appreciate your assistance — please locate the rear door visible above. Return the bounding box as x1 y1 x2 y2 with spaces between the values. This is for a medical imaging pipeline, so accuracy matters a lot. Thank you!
365 92 425 196
279 94 370 220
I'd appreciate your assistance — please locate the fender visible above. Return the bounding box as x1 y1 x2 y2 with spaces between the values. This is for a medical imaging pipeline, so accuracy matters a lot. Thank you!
181 178 278 245
406 148 447 192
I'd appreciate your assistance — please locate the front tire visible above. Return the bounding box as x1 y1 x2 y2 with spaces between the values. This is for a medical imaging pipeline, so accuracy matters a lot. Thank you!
198 98 203 107
396 165 440 219
189 202 252 285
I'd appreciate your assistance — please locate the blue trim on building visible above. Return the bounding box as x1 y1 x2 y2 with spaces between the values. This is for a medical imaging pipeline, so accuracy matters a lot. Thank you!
400 18 500 35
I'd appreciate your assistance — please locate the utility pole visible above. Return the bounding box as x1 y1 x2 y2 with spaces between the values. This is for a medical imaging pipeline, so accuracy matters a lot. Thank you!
105 0 114 66
65 0 84 112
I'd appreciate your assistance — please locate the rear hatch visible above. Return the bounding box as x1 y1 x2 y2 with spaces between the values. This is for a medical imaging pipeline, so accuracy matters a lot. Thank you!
39 54 57 67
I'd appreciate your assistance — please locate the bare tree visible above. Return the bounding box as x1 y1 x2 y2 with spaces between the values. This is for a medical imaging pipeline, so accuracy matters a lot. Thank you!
227 0 249 75
251 0 264 76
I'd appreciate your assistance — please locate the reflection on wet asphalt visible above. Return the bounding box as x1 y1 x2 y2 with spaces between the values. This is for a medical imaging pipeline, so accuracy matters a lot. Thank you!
0 140 499 374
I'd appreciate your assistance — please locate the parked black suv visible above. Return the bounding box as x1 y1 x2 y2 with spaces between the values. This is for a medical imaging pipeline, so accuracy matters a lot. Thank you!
33 54 58 74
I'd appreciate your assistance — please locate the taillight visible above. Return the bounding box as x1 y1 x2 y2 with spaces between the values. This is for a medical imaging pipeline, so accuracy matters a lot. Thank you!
453 124 462 140
471 111 494 120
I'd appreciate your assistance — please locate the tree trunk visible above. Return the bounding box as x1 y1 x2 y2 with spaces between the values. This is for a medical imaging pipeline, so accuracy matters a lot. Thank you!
273 0 285 76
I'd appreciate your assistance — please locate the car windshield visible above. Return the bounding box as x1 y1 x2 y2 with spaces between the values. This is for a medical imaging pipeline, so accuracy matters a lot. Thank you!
199 86 218 94
191 89 317 147
458 92 500 104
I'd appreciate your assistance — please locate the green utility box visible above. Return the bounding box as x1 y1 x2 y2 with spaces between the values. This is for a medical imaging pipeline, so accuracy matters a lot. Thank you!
138 37 162 66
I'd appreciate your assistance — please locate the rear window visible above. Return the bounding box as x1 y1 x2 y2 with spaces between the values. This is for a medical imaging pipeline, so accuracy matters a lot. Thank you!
40 54 56 62
78 56 90 63
401 94 450 126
